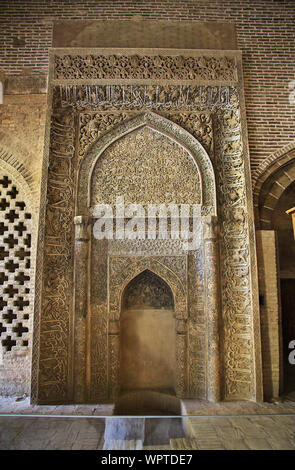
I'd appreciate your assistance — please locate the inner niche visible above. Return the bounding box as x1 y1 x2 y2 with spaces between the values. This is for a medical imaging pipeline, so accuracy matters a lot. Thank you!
119 270 175 394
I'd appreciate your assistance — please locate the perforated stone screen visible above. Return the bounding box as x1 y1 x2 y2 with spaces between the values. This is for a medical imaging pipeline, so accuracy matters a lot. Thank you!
0 172 32 394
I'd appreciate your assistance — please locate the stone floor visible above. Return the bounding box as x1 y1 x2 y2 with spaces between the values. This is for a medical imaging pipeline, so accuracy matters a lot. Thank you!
181 394 295 416
0 395 114 416
0 416 106 450
1 396 295 450
185 415 295 450
1 414 295 450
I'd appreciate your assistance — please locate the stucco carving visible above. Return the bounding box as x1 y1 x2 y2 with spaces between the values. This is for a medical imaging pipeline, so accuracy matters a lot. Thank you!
108 256 187 321
33 49 261 404
89 238 108 401
77 111 216 216
108 239 192 256
56 84 239 111
54 53 237 82
91 126 202 207
32 103 76 402
123 270 174 309
215 108 254 399
78 110 213 165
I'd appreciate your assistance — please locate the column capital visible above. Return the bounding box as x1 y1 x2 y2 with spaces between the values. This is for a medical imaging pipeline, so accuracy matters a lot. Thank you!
74 215 90 241
203 215 219 240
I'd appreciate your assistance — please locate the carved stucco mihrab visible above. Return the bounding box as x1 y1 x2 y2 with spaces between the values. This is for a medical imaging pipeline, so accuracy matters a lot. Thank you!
33 49 262 404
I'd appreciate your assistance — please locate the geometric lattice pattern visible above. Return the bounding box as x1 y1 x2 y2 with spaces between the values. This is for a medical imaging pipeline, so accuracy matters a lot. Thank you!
0 174 31 352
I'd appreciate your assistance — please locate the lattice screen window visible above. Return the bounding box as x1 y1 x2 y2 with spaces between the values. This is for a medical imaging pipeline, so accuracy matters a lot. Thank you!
0 174 32 354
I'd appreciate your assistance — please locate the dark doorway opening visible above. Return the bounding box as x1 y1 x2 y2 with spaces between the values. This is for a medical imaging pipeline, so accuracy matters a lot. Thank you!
271 180 295 397
281 279 295 395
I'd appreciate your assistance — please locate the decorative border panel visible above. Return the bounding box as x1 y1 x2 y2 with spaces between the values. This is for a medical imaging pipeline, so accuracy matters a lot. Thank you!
53 49 238 84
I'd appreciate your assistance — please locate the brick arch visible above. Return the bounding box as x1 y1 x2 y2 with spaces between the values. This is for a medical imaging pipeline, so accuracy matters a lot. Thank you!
0 146 37 215
252 141 295 189
253 143 295 229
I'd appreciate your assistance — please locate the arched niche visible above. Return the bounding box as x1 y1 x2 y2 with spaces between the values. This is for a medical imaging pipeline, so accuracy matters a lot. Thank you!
105 257 188 400
76 111 216 216
253 143 295 229
119 270 176 394
90 125 202 209
109 257 186 321
254 147 295 400
72 111 220 403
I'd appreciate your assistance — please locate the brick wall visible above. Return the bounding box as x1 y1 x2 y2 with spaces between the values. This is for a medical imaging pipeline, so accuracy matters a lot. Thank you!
0 0 294 173
0 95 46 188
256 230 282 400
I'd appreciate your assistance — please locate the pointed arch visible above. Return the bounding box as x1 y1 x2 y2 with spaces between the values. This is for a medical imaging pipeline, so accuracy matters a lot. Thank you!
109 257 187 321
122 269 174 310
108 256 188 397
77 111 216 215
252 141 295 189
0 147 37 216
253 143 295 228
120 268 176 393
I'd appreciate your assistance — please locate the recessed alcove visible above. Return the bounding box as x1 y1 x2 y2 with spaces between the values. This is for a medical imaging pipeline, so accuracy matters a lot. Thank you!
119 270 176 395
